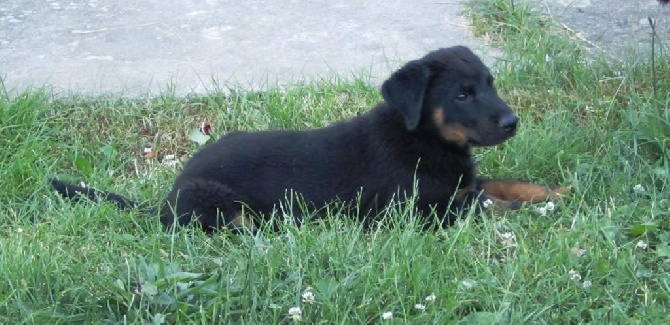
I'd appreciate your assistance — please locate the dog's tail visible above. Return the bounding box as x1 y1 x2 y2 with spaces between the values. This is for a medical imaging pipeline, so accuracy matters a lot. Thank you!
50 179 156 214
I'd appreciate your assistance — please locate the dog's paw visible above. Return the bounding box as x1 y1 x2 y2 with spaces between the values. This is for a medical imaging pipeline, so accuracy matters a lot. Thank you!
479 196 523 212
550 184 572 197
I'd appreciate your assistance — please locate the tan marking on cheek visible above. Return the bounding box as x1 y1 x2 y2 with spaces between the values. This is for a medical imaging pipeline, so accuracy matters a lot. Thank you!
432 107 479 147
439 124 470 147
432 108 445 126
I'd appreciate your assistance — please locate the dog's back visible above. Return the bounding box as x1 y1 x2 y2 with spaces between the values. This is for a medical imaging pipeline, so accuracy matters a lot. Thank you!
166 102 474 226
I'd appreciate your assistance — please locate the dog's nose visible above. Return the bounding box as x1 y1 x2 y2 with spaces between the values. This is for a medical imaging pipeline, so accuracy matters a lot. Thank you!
499 115 519 133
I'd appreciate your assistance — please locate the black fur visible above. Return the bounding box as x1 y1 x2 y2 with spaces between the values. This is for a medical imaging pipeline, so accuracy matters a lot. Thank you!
52 46 561 232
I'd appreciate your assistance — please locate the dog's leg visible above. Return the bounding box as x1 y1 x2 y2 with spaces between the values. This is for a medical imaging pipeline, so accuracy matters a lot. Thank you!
477 178 568 204
161 179 255 232
425 187 519 229
454 185 523 213
429 180 552 228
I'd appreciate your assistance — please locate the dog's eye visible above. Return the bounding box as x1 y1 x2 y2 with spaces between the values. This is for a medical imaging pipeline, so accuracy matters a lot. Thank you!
456 92 468 101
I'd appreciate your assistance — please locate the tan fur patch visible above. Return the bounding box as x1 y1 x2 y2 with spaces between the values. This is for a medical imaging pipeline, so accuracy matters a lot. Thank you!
432 108 476 147
230 213 255 230
481 180 568 203
454 184 475 201
433 108 445 124
456 185 519 212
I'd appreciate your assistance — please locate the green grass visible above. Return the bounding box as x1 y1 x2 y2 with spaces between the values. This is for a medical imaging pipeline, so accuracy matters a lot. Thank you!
2 0 670 323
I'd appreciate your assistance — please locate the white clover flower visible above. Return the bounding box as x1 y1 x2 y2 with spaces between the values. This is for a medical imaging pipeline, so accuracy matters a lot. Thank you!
535 201 556 217
636 240 648 249
414 303 426 311
545 53 553 62
536 202 557 216
571 247 586 257
582 280 592 288
288 306 302 321
382 311 393 320
16 227 24 233
633 184 645 193
499 232 515 241
569 269 582 281
461 279 477 290
301 290 315 304
482 199 494 209
162 154 179 167
495 229 517 248
425 293 436 302
545 201 555 211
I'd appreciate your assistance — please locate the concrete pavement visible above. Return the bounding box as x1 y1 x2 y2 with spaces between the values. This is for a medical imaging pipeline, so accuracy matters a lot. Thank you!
533 0 670 61
0 0 498 97
2 0 668 98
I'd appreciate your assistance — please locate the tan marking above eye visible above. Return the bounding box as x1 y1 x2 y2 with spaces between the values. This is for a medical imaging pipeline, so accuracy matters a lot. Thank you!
462 85 474 94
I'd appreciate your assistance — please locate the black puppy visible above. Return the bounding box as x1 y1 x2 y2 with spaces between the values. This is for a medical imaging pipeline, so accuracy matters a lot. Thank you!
52 46 565 232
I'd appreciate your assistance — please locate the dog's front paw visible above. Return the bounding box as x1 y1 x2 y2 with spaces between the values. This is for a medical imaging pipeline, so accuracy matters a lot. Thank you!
549 184 572 198
479 195 523 212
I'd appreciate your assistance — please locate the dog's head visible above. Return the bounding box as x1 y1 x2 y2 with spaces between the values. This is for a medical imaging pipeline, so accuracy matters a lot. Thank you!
381 46 518 147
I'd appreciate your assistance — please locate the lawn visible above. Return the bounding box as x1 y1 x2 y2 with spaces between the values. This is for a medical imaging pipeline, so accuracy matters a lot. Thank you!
1 0 670 323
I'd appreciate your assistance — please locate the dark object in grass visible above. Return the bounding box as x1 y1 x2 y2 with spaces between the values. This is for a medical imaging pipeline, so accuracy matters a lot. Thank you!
51 46 567 232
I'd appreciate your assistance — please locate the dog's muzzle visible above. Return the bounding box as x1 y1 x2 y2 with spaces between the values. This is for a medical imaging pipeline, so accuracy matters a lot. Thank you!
499 115 519 135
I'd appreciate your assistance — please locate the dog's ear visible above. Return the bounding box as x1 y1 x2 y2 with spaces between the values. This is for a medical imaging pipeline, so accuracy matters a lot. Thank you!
381 61 431 131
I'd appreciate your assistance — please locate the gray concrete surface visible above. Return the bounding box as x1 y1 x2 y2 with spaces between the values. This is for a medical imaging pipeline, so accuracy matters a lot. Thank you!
0 0 498 97
534 0 670 60
3 1 667 98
